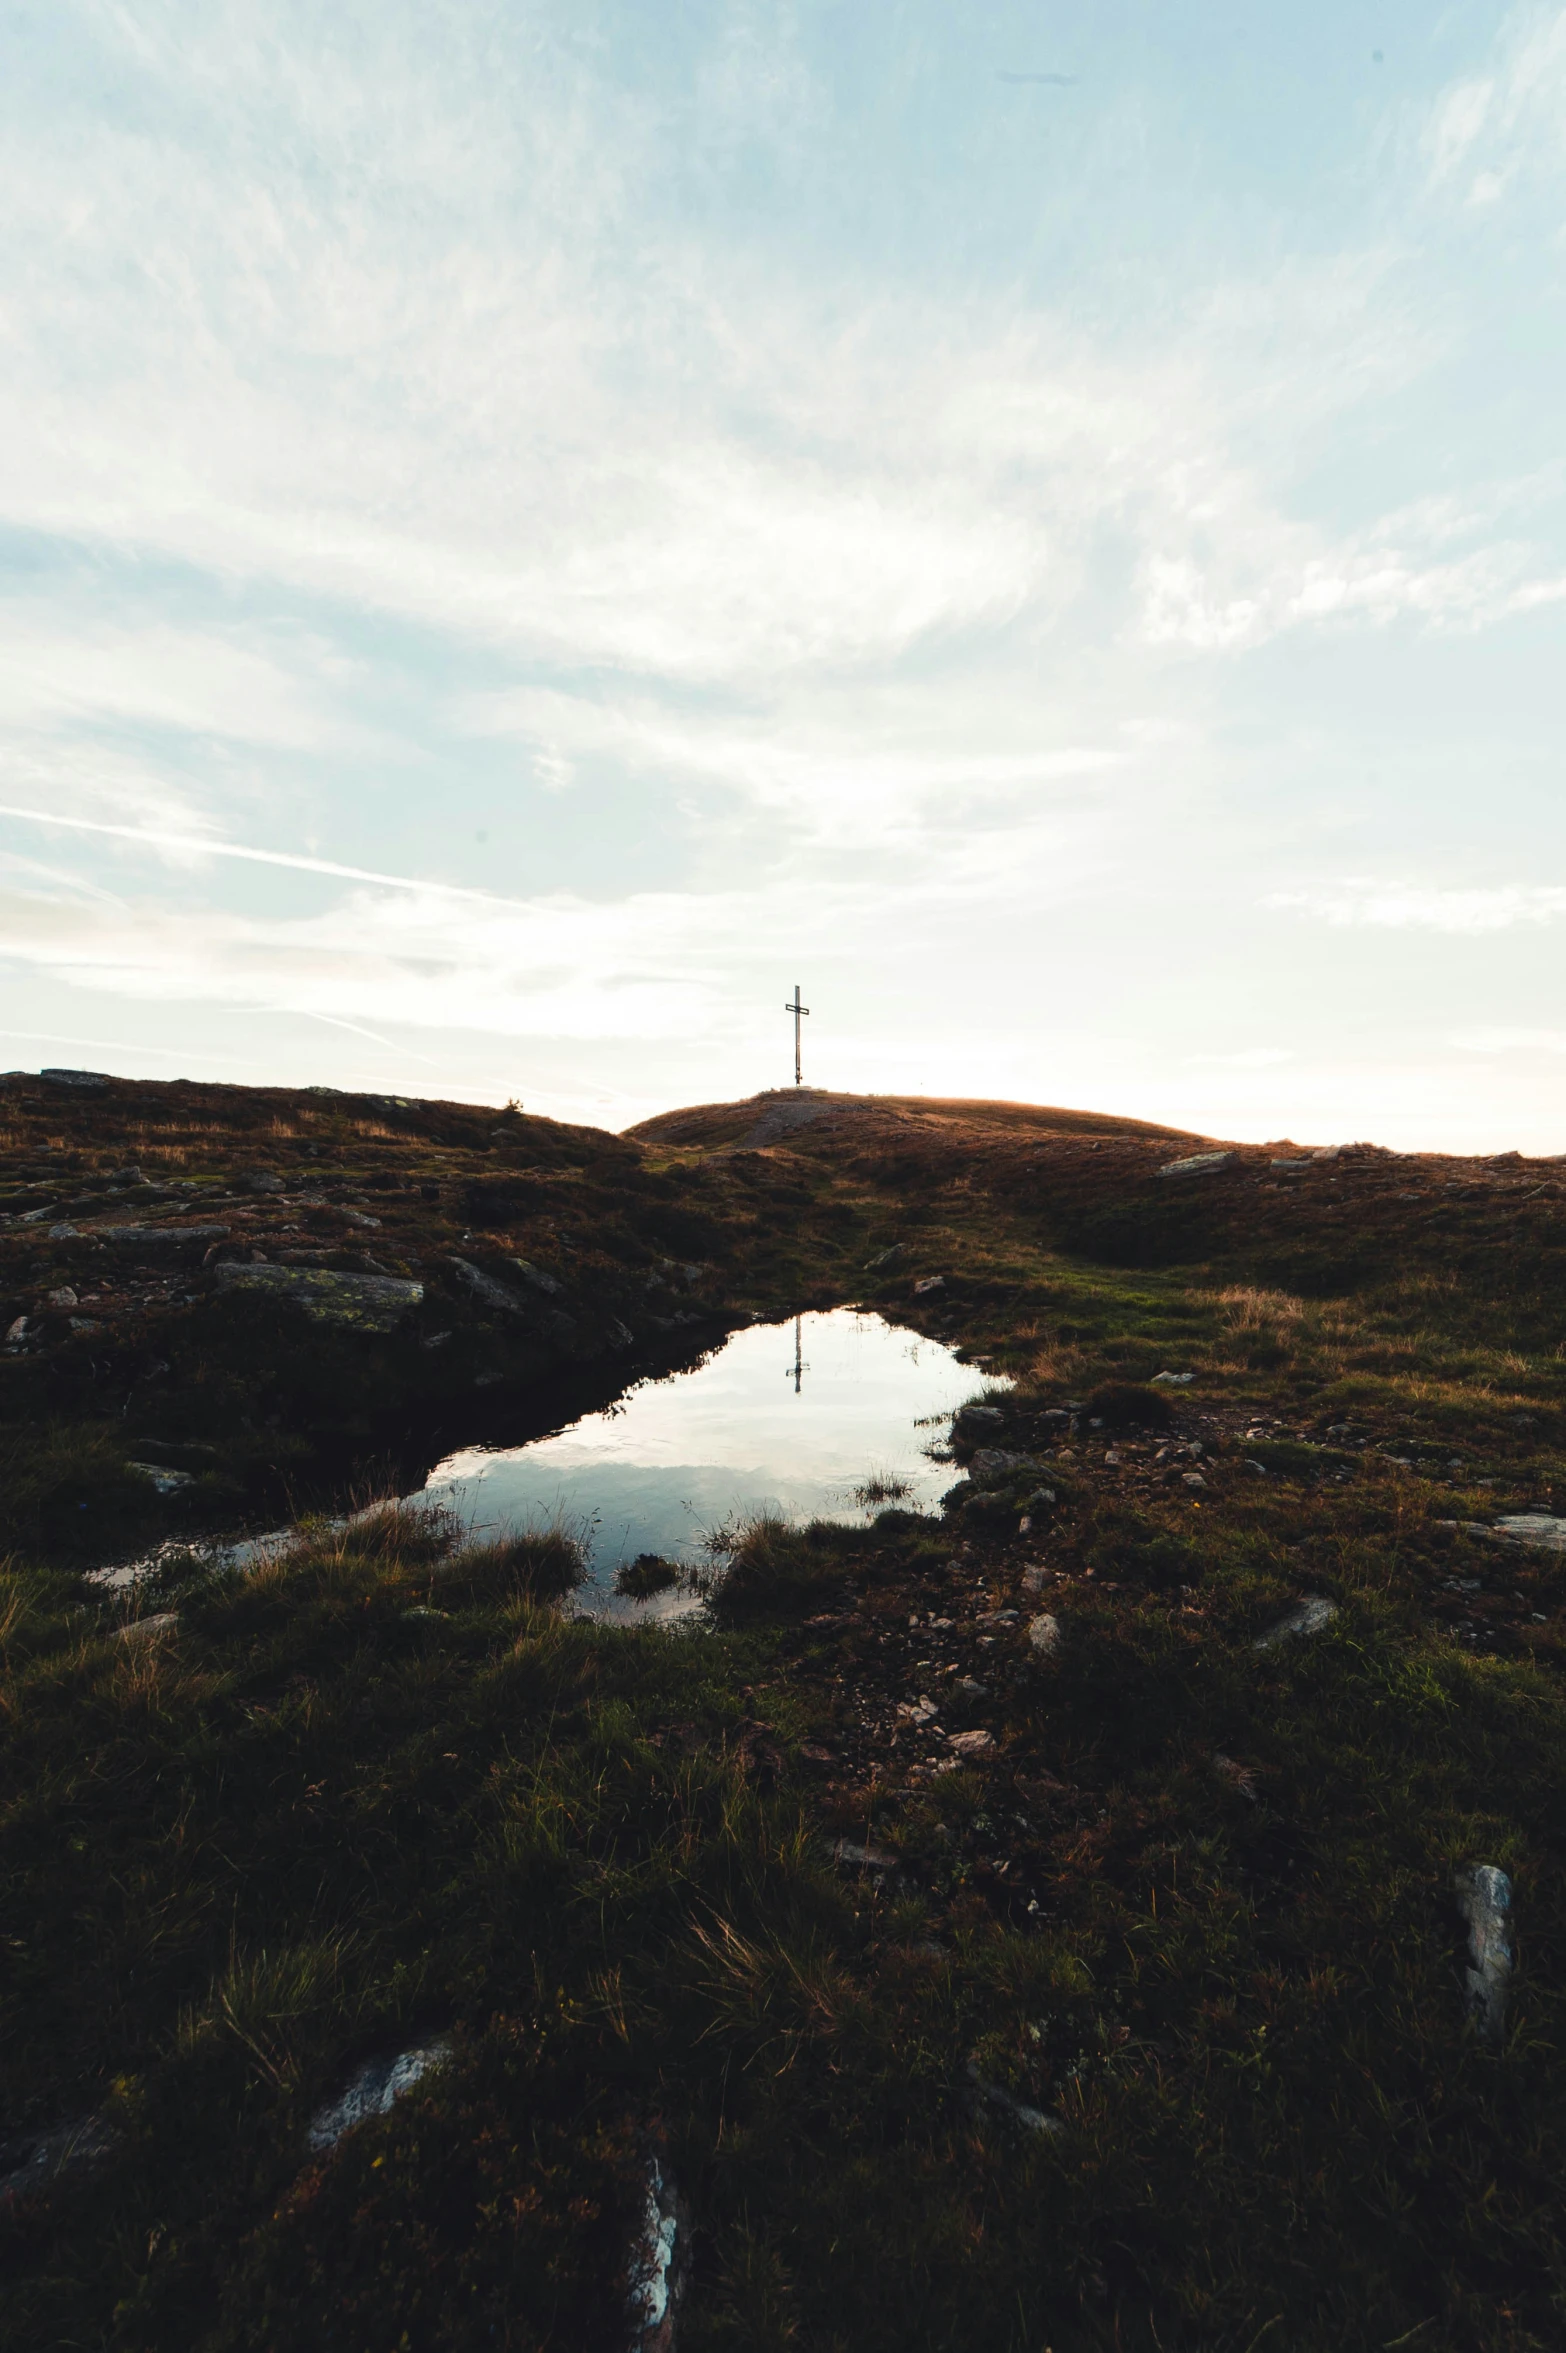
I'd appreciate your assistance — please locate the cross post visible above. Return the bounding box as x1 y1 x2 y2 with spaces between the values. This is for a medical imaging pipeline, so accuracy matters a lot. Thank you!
784 984 809 1086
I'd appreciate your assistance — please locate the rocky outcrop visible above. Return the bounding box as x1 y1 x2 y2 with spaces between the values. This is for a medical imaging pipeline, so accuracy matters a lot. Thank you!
213 1264 424 1331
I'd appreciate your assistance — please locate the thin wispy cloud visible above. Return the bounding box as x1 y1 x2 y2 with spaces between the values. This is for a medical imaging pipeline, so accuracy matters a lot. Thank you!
1271 883 1566 935
0 805 519 903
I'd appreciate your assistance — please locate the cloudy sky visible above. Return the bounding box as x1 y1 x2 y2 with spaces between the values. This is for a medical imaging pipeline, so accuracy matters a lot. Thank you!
1 1 1563 1149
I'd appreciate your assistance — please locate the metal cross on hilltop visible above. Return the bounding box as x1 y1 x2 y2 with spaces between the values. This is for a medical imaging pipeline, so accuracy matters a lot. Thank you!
784 983 809 1086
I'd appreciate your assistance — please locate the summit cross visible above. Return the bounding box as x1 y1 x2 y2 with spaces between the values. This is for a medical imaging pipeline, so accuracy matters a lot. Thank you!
784 984 810 1086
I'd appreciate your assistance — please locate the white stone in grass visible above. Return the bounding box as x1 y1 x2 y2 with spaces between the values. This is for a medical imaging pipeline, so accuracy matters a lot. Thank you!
128 1463 194 1494
1027 1612 1062 1656
306 2037 453 2153
1156 1152 1232 1178
832 1838 900 1874
627 2149 685 2353
1455 1865 1513 2044
1150 1371 1195 1386
0 2111 116 2206
116 1612 178 1645
964 2060 1064 2138
1253 1595 1337 1651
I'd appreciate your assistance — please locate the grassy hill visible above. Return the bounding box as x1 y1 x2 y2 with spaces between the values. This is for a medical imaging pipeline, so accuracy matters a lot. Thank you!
4 1074 1566 2349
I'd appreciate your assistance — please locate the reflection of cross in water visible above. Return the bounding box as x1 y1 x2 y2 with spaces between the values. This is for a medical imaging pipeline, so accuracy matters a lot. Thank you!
787 1314 806 1394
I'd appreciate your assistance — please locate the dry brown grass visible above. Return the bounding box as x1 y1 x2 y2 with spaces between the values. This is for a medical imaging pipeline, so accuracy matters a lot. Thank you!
1212 1283 1306 1328
1022 1340 1094 1388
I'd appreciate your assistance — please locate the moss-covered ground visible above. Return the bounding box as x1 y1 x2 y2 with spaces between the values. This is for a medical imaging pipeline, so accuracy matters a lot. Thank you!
5 1077 1566 2347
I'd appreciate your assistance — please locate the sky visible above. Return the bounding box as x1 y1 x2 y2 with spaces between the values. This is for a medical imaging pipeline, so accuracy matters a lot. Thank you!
1 1 1564 1152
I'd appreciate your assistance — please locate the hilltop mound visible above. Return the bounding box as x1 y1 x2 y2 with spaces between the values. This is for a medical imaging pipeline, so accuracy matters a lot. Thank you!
627 1085 1203 1152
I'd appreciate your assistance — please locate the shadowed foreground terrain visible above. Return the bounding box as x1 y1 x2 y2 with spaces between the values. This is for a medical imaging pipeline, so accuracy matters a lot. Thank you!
4 1073 1566 2349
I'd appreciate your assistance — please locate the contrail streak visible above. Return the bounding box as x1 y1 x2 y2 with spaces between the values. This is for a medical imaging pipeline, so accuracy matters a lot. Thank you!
0 804 520 906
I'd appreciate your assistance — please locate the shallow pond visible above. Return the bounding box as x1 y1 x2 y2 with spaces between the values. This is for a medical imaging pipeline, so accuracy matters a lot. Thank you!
97 1311 1000 1617
425 1309 996 1620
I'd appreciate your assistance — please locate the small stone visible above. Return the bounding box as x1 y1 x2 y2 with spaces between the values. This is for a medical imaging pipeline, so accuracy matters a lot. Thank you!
1150 1370 1195 1386
47 1286 78 1308
0 2111 117 2206
1213 1753 1258 1802
1027 1612 1062 1656
1455 1865 1512 2044
1157 1151 1232 1179
116 1612 178 1644
964 2060 1063 2137
957 1675 988 1697
450 1256 530 1316
864 1243 905 1271
913 1275 945 1296
511 1257 564 1295
1253 1595 1338 1651
1182 1471 1207 1489
948 1728 994 1757
627 2147 686 2353
832 1838 899 1872
4 1315 29 1347
128 1463 194 1494
307 2037 453 2153
40 1067 109 1089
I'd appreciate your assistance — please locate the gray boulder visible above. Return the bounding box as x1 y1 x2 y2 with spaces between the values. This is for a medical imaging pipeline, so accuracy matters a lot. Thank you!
511 1256 564 1296
101 1223 231 1260
214 1264 423 1331
1157 1151 1232 1179
1492 1514 1566 1552
450 1256 530 1317
969 1448 1047 1487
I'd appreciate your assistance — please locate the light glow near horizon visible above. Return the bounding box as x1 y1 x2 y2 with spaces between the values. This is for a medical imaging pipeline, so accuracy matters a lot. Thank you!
2 2 1565 1152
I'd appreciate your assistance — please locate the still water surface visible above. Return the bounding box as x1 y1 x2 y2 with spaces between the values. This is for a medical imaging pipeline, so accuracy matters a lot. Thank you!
425 1310 995 1620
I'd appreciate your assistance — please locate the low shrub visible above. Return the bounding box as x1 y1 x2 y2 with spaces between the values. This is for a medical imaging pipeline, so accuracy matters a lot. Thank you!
1081 1382 1173 1433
